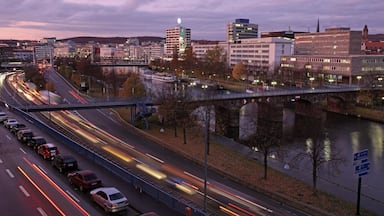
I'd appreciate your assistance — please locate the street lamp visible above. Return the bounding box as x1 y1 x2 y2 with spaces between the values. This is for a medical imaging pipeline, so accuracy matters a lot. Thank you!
309 77 315 89
271 81 277 89
356 75 362 86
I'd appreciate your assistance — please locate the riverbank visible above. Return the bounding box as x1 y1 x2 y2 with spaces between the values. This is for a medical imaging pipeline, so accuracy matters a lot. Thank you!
114 108 376 216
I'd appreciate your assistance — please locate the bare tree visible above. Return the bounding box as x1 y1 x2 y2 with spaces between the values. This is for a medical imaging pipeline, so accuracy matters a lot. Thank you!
155 85 195 144
241 102 282 180
290 111 345 194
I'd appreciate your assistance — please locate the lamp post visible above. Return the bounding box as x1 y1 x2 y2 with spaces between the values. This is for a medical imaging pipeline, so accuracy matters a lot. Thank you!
201 83 209 212
271 81 277 89
309 77 315 89
356 75 362 86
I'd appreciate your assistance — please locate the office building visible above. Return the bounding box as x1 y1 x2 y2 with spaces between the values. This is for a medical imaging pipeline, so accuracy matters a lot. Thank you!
294 27 362 55
280 27 384 85
165 23 191 57
229 37 293 76
227 19 258 43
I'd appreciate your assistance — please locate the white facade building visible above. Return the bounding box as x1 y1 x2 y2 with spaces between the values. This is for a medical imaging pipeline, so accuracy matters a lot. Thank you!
229 37 294 75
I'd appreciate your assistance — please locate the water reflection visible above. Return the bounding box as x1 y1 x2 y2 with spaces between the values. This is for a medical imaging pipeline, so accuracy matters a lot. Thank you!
240 105 384 214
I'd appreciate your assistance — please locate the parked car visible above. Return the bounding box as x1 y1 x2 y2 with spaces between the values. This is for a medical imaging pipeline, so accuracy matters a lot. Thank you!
16 129 34 143
10 123 27 134
51 155 78 173
0 112 7 123
37 143 59 160
4 119 18 129
67 170 102 192
27 136 47 149
90 187 129 213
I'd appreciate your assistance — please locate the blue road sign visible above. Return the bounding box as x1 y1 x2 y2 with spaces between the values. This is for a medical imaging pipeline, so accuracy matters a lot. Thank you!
354 149 368 161
353 149 370 176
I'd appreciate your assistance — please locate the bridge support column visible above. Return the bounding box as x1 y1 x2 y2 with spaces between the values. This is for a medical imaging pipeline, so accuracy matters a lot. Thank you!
257 102 284 136
215 106 240 140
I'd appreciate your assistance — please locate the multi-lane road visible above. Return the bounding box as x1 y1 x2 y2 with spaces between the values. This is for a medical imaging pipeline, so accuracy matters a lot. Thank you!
0 69 311 216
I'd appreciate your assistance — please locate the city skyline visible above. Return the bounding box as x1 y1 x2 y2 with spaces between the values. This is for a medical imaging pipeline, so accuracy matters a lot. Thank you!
0 0 383 41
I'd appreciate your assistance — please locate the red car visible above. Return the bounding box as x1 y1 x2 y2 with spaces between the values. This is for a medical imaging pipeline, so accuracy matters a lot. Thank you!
37 143 59 160
67 170 102 192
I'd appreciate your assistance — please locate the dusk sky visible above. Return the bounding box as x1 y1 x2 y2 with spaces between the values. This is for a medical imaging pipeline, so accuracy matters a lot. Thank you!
0 0 383 41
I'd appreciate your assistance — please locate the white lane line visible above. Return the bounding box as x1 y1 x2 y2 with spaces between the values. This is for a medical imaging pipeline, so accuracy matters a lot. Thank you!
184 171 204 182
6 135 12 141
0 158 3 163
37 165 48 175
146 153 164 164
19 185 30 197
66 190 80 202
37 207 48 216
6 169 15 178
19 148 27 154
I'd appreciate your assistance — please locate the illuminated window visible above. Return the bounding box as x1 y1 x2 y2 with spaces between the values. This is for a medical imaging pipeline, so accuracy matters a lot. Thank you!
290 57 296 61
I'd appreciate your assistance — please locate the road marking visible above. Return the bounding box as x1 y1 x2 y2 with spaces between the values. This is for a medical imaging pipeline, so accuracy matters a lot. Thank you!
6 169 15 178
19 185 30 197
37 207 48 216
0 158 3 163
184 171 204 182
66 190 80 202
19 148 27 154
6 135 12 141
146 153 164 164
37 165 48 174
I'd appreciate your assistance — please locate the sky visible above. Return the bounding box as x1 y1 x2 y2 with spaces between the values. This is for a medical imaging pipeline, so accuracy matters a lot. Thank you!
0 0 383 41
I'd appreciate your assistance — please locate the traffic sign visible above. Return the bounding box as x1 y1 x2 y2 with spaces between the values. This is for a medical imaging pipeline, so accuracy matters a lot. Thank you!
353 149 370 176
354 149 368 161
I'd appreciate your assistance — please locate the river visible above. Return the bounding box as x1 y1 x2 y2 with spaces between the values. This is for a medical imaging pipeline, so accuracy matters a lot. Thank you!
240 105 384 215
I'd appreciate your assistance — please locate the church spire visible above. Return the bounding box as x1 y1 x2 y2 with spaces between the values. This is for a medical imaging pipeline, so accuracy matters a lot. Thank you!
316 18 320 32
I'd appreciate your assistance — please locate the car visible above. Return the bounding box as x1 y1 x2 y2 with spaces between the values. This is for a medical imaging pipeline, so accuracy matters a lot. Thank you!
67 170 102 192
90 187 129 213
51 155 78 173
37 143 59 160
0 112 7 123
16 129 34 143
4 119 18 129
27 136 47 149
10 123 27 134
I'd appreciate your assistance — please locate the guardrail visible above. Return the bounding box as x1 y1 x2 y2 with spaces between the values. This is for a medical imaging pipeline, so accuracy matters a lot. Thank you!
8 104 208 216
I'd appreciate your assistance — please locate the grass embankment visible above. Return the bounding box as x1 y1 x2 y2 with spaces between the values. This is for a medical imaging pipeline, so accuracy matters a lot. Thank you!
113 108 376 216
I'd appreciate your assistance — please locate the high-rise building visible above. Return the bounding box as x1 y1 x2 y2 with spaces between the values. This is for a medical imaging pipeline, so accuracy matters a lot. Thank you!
165 20 191 57
226 19 258 43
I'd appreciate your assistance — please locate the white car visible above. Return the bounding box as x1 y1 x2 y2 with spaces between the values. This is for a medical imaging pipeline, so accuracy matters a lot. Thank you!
90 187 129 213
4 119 18 129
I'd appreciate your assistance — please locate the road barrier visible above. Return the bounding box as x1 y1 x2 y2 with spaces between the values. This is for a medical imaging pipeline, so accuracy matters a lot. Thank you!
10 105 208 216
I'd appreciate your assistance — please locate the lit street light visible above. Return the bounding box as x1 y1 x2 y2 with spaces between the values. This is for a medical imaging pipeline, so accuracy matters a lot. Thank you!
309 77 315 89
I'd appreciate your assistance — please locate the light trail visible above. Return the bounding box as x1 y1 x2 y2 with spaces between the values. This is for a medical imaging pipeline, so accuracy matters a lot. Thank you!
18 166 66 216
22 157 90 216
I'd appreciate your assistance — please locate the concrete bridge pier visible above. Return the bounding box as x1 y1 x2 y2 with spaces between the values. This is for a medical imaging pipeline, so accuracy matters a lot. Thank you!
215 105 240 140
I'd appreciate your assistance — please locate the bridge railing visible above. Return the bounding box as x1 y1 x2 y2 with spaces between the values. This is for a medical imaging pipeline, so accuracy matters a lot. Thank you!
8 105 207 216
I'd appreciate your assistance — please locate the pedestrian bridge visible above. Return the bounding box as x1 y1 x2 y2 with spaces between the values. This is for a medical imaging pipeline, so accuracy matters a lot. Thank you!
18 86 363 112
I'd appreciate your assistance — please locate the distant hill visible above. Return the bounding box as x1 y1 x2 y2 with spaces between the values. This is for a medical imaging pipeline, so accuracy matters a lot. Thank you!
57 36 164 44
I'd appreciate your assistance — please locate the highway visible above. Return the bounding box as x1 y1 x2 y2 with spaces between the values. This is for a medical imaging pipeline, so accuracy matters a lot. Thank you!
0 72 181 216
1 69 310 216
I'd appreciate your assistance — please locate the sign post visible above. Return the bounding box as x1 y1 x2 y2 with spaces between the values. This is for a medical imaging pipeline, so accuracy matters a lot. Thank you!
353 149 370 216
